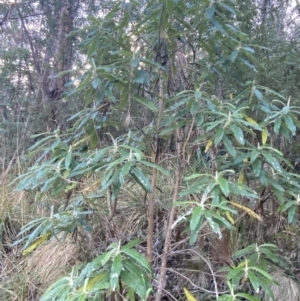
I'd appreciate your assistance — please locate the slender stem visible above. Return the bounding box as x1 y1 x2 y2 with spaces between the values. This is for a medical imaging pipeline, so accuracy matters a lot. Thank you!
147 69 164 262
155 129 182 301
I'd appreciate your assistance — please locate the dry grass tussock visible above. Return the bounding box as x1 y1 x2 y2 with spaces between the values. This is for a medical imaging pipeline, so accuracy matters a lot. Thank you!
265 271 300 301
0 237 80 301
0 181 79 300
25 237 80 289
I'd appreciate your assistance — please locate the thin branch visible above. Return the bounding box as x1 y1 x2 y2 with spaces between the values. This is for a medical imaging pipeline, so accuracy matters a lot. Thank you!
0 4 14 27
17 8 41 75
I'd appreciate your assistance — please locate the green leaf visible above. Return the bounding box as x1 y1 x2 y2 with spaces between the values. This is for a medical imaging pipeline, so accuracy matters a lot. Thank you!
263 153 282 172
101 249 116 266
121 161 133 176
249 267 273 281
260 248 278 263
252 159 262 177
283 114 296 134
131 58 140 67
204 210 222 238
195 112 204 126
133 70 149 84
230 50 238 62
65 149 72 169
214 128 224 145
288 204 296 224
122 249 151 272
134 96 158 112
206 6 216 19
209 211 234 229
121 239 141 250
254 89 263 101
235 293 261 301
88 39 98 57
130 167 152 193
250 150 260 162
87 125 98 150
248 270 260 292
140 160 170 175
239 58 257 72
217 2 236 15
279 200 295 212
223 135 237 157
92 78 101 89
267 177 284 192
233 245 256 259
218 177 230 197
121 269 151 301
110 254 123 290
274 118 281 134
190 207 204 245
140 58 166 70
166 0 175 14
258 278 274 300
230 124 245 145
206 120 224 132
227 265 245 281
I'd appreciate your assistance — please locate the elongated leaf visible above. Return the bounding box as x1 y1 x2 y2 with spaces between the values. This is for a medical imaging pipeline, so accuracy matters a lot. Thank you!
110 254 122 290
206 6 216 19
77 271 109 292
274 118 281 134
235 293 261 301
252 159 262 177
121 239 141 250
245 116 259 126
283 114 296 134
248 270 260 292
263 153 282 172
101 249 116 266
218 177 230 197
217 1 236 15
209 211 234 229
122 249 151 271
230 124 245 145
65 149 72 169
288 205 296 224
261 128 268 145
190 207 204 244
223 135 237 157
254 89 263 101
140 58 166 70
229 201 262 221
184 288 197 301
22 232 52 256
250 150 260 162
134 96 157 112
260 248 278 263
130 167 152 192
140 160 170 175
227 265 245 280
233 244 256 259
214 128 224 145
249 267 273 281
205 139 213 153
121 269 150 300
204 210 222 238
121 161 133 176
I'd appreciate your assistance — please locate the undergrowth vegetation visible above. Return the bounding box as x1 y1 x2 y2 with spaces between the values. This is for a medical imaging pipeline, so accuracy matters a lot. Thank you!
1 0 300 301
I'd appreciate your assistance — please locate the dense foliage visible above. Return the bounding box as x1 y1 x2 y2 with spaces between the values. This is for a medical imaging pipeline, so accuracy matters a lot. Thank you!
1 0 300 301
